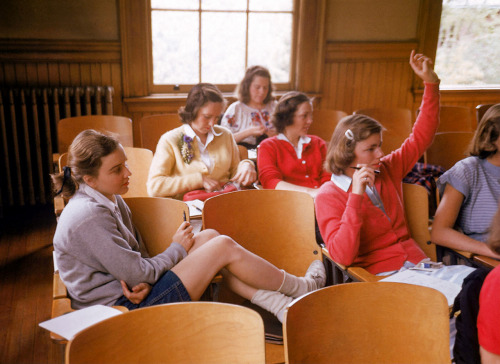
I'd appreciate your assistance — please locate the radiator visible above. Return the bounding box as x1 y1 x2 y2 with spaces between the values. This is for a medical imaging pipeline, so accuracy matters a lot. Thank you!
0 86 114 211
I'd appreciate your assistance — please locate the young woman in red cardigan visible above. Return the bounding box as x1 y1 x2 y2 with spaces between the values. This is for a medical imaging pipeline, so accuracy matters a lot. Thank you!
315 51 449 276
257 91 331 199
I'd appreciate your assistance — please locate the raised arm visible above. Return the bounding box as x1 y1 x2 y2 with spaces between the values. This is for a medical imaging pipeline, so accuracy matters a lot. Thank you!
385 51 440 177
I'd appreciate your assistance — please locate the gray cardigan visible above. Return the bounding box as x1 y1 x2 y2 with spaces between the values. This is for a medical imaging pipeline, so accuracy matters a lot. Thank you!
53 187 187 309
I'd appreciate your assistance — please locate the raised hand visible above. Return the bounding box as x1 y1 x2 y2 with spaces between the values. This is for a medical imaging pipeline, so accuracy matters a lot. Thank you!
409 50 439 83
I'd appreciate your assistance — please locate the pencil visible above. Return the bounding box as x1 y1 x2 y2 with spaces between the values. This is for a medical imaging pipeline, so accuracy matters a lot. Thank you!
350 166 380 174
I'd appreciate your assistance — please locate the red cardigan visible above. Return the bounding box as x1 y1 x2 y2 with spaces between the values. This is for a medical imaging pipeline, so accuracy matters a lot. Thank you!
315 82 440 274
257 135 331 189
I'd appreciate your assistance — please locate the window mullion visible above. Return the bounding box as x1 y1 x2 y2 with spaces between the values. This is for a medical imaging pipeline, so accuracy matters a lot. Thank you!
198 0 202 83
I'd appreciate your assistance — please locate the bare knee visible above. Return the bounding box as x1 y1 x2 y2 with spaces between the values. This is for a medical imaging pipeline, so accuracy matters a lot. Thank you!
198 228 219 241
210 235 241 256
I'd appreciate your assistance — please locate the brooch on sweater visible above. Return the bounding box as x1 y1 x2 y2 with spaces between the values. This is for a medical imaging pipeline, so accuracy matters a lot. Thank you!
178 133 194 164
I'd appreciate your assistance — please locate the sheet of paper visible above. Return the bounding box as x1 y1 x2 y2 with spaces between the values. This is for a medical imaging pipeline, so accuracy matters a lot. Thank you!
380 269 461 306
185 199 204 218
39 305 123 340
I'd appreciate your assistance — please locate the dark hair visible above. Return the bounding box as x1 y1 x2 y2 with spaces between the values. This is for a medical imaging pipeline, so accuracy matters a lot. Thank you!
488 203 500 255
469 103 500 159
272 91 310 133
51 129 120 199
325 114 384 175
236 66 273 105
178 83 226 124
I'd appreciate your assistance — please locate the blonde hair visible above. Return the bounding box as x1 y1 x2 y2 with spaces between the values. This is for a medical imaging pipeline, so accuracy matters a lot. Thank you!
325 114 384 175
51 129 120 199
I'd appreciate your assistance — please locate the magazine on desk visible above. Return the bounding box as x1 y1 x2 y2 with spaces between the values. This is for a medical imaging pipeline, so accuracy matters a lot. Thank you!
380 269 462 306
39 305 123 340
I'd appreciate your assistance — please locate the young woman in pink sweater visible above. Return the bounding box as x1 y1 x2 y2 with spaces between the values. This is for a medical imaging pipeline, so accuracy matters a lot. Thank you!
315 51 440 275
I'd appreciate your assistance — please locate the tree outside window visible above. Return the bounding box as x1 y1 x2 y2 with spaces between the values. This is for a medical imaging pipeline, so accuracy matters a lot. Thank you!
435 0 500 88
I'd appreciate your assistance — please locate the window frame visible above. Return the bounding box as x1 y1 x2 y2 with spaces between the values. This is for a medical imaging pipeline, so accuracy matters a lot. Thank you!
148 1 297 94
120 0 326 98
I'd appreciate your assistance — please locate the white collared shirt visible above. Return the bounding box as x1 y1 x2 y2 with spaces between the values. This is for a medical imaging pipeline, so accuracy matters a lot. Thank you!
277 133 311 159
330 173 388 217
184 124 222 172
79 183 123 223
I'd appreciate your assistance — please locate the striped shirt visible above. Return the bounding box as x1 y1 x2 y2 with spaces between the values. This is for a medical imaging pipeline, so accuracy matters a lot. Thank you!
438 156 500 242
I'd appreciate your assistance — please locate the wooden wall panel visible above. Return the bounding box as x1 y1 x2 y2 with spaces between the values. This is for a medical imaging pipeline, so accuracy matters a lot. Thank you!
320 42 417 115
0 40 123 116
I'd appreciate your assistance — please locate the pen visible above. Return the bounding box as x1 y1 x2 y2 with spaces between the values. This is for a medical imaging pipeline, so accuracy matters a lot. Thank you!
183 211 187 221
350 166 380 174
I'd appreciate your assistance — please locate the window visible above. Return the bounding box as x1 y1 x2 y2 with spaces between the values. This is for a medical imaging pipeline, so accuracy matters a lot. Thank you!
150 0 294 93
435 0 500 88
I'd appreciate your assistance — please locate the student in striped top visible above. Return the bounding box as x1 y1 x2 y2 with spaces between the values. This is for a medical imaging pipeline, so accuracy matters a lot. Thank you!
431 104 500 259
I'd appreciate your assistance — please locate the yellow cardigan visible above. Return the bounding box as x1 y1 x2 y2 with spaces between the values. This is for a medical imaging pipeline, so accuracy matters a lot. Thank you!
147 125 244 199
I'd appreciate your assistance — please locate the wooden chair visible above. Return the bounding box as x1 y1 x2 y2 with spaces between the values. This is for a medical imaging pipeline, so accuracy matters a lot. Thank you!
353 108 412 154
202 190 323 363
138 113 181 152
203 190 322 279
57 115 133 153
322 182 436 283
476 103 494 125
65 302 266 364
123 197 188 257
237 144 248 160
308 109 348 142
121 147 153 198
426 131 474 170
283 283 451 364
438 105 474 132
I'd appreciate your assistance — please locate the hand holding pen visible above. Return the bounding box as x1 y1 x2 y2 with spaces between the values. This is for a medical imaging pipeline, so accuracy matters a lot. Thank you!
350 165 378 195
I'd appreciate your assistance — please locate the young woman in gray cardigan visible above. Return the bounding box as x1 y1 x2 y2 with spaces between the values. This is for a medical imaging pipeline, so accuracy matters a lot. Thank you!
52 129 325 322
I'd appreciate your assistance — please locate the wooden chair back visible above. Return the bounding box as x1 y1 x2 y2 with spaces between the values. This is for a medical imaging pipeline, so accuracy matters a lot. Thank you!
138 114 181 152
121 147 153 198
57 115 133 153
283 283 450 364
123 197 188 257
438 105 473 132
476 103 494 125
426 131 474 170
402 182 436 261
65 302 266 364
203 190 321 277
308 109 348 142
354 108 412 154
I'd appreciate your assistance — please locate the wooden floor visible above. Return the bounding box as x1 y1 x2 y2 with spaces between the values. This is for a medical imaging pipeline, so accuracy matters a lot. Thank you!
0 205 63 364
0 205 285 364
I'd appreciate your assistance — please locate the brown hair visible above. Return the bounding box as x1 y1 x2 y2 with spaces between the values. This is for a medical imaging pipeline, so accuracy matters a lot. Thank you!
325 114 384 175
469 103 500 159
487 203 500 255
178 83 226 124
51 129 120 199
236 65 273 105
272 91 310 133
